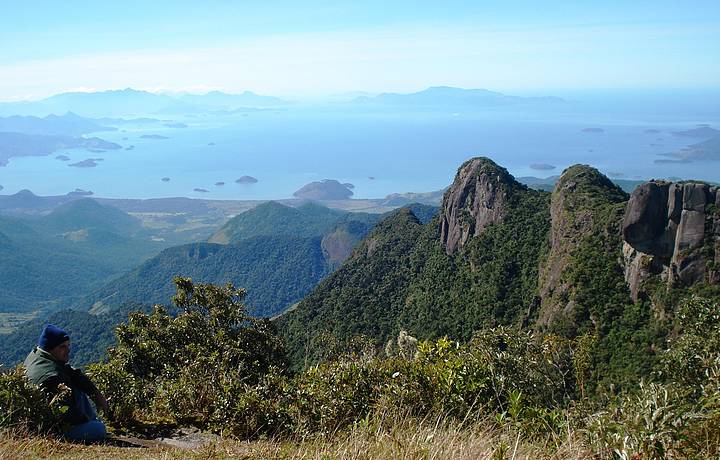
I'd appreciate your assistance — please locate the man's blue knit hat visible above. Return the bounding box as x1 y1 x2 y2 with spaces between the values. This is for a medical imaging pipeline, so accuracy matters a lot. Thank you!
38 324 70 351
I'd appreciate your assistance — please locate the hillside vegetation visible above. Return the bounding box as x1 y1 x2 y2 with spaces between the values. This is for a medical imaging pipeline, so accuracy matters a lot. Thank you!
1 158 718 458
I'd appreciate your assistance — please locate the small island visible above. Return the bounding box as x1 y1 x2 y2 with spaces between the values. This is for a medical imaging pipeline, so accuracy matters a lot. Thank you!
161 177 171 182
368 176 376 180
125 145 135 151
582 128 604 133
141 134 170 140
194 188 209 193
55 155 70 161
644 129 661 134
530 163 556 171
86 148 106 153
293 179 354 200
342 182 355 189
0 185 3 191
215 182 225 186
164 122 188 128
69 158 104 168
235 176 258 184
207 142 216 146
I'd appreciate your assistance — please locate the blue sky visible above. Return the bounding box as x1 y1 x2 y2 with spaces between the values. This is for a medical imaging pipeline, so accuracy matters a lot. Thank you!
1 1 718 99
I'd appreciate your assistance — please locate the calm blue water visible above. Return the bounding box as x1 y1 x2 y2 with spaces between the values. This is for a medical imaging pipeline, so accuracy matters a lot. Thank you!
1 106 718 200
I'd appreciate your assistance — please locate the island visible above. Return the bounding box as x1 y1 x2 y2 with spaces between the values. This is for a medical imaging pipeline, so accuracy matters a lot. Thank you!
530 163 556 171
164 122 188 128
235 176 258 184
161 177 171 182
55 155 70 161
654 158 692 164
194 188 209 193
207 142 216 146
673 127 720 138
582 128 604 133
293 179 354 200
0 185 3 191
69 158 104 168
660 135 720 162
0 132 120 166
644 129 661 134
125 145 135 151
140 134 170 140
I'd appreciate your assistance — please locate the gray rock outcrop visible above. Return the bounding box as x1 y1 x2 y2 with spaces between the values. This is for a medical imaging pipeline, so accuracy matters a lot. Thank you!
439 157 518 255
622 181 719 299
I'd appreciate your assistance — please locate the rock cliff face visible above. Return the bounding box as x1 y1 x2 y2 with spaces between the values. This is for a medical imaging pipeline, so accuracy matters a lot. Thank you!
440 157 520 255
622 182 720 299
537 165 627 329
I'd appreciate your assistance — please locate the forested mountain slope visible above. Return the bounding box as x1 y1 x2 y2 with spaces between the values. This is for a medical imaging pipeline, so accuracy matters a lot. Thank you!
278 157 720 391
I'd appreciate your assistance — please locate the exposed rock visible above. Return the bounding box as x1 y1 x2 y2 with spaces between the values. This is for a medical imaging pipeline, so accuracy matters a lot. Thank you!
622 181 719 298
439 157 520 255
537 165 627 327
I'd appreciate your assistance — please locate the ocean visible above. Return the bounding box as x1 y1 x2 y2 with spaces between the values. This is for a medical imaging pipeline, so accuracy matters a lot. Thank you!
1 103 718 200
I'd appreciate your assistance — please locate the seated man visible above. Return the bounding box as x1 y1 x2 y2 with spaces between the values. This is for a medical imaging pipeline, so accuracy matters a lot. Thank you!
24 324 109 442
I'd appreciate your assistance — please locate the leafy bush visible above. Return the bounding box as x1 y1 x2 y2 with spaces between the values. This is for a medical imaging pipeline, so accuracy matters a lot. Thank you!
89 277 286 428
0 366 57 434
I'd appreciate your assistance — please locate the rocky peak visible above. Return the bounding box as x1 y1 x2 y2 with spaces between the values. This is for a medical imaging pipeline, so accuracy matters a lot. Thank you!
537 165 627 329
440 157 521 255
622 181 719 298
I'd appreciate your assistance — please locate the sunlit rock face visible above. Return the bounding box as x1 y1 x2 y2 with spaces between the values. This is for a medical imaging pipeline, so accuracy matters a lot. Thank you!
622 181 720 299
440 157 517 255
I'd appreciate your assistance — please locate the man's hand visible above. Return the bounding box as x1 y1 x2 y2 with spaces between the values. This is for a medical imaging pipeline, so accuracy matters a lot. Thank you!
93 392 111 420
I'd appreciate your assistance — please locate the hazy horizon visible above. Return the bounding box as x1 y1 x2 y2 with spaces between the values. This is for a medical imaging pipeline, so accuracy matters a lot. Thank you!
2 1 719 100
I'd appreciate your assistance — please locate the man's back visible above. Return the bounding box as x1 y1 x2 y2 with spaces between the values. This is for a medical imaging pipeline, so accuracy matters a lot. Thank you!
24 347 66 388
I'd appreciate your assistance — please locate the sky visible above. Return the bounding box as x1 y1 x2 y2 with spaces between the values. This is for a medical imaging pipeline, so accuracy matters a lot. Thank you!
1 1 719 100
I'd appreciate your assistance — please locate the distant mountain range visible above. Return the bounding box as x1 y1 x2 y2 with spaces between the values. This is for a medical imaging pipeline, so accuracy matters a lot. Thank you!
352 86 565 108
0 88 290 117
0 112 115 136
0 86 567 117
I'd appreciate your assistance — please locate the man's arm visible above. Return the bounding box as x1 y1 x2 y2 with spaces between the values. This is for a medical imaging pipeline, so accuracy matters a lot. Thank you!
66 366 110 417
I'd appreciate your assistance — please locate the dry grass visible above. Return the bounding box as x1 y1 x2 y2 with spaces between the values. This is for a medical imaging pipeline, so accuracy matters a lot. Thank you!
0 416 592 460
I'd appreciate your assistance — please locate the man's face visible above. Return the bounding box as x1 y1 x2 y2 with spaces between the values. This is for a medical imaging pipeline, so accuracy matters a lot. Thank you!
50 340 70 363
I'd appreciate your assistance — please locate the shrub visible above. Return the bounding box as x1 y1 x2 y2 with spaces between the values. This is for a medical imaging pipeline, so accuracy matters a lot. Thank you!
0 366 57 434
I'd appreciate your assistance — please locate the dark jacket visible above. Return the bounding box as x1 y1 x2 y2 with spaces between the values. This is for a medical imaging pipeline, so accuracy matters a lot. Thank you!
24 347 99 426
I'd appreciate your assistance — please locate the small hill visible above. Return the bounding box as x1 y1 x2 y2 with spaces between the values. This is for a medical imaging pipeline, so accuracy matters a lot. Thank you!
208 201 369 244
79 237 332 318
38 198 142 235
